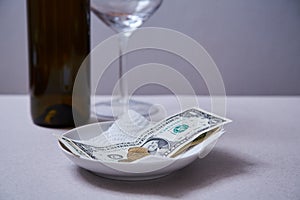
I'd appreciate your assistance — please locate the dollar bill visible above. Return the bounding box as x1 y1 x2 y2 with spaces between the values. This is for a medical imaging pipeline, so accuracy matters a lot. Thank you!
169 127 220 158
59 108 231 162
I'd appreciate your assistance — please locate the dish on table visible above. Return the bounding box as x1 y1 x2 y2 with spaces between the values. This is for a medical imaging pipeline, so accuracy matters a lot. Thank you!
58 121 224 181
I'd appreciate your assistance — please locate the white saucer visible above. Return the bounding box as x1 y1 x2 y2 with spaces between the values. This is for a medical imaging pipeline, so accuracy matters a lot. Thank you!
58 121 224 181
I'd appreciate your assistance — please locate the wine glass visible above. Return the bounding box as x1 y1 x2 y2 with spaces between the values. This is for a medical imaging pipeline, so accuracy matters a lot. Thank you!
91 0 163 119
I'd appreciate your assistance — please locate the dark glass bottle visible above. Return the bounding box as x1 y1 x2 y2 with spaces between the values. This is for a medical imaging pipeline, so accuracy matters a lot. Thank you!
27 0 90 128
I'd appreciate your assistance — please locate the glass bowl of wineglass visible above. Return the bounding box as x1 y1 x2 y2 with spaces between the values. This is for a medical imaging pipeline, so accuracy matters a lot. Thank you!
91 0 163 119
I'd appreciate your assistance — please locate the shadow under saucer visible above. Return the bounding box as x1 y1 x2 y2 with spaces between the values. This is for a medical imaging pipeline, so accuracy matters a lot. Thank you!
75 147 258 198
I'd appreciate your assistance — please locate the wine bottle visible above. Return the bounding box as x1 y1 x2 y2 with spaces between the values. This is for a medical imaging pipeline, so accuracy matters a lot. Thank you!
27 0 90 128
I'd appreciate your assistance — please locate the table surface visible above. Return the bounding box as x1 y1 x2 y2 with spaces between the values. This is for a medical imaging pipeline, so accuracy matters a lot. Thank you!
1 95 299 200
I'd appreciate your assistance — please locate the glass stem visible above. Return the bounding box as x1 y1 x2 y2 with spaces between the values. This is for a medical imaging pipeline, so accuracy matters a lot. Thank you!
118 31 132 103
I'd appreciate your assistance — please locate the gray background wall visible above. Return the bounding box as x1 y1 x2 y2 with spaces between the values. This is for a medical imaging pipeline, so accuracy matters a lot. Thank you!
1 0 299 95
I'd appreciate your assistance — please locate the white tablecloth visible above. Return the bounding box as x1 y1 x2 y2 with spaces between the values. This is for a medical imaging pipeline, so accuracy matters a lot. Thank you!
0 95 299 200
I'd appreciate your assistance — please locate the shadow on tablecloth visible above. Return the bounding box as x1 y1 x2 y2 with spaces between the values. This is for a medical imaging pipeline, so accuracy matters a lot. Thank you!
76 148 257 198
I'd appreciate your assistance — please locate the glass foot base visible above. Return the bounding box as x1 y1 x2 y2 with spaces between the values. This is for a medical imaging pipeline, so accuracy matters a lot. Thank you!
94 99 157 120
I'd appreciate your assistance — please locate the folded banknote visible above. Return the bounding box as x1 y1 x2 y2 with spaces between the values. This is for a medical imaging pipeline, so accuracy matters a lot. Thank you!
59 108 231 162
